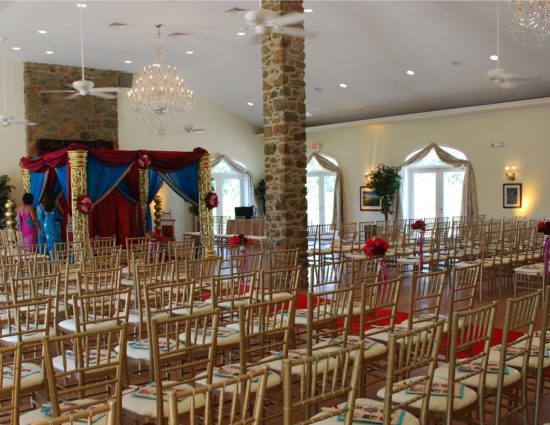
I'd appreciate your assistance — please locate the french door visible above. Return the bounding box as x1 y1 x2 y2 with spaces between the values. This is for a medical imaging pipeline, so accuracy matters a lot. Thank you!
409 167 465 219
306 173 336 226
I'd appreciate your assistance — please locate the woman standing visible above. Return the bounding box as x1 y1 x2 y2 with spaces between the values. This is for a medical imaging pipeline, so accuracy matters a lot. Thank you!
37 191 62 256
16 193 40 250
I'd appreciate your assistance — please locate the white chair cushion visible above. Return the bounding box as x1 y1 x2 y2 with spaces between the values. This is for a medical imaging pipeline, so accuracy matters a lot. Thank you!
376 376 477 413
316 336 387 361
58 318 117 333
179 326 240 347
52 349 118 372
261 348 337 375
2 362 43 389
0 326 54 343
195 364 280 392
489 340 550 369
434 360 521 390
117 338 177 361
20 399 110 425
122 382 203 417
172 301 214 316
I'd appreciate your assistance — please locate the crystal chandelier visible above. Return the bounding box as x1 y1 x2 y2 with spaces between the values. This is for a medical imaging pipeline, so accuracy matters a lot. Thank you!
127 24 194 135
508 0 550 45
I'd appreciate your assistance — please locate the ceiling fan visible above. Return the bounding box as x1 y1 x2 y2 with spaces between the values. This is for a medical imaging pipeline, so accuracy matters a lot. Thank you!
226 5 306 38
486 2 541 89
0 38 36 127
42 5 118 100
183 124 206 134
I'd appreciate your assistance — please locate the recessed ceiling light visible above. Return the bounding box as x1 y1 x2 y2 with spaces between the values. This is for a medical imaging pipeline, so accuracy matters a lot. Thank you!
237 31 246 36
76 3 87 8
124 60 132 64
314 87 323 92
247 102 254 106
490 54 499 61
451 60 462 67
406 69 415 76
45 50 54 55
339 83 348 88
185 51 194 55
11 47 21 51
37 30 48 34
304 8 313 13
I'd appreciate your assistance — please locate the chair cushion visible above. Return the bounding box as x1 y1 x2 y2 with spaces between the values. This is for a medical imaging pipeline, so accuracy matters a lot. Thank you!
489 340 550 369
261 348 337 375
58 318 117 333
434 360 521 390
2 362 43 389
52 349 118 372
195 364 280 392
172 301 214 316
179 326 240 347
117 338 177 361
20 399 110 425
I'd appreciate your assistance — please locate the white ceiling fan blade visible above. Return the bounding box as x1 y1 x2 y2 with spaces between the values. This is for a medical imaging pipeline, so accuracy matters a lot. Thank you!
91 87 119 93
267 12 304 27
42 90 76 94
272 26 307 38
90 92 116 99
192 128 206 133
11 118 36 126
506 76 542 82
225 7 250 14
63 93 81 100
499 81 517 89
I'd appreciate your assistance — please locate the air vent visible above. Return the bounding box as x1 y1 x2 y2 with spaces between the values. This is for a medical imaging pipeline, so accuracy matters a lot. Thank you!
108 22 128 29
168 32 188 37
118 72 133 88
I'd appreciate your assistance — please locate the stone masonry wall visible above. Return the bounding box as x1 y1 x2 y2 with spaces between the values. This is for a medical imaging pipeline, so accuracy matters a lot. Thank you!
261 0 308 274
24 62 118 156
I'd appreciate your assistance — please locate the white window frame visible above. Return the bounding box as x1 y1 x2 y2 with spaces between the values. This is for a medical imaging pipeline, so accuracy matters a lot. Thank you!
211 160 250 218
306 155 338 226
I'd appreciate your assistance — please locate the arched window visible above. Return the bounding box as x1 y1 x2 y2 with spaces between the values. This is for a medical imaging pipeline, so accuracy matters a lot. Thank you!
211 156 253 218
403 146 467 219
306 154 339 226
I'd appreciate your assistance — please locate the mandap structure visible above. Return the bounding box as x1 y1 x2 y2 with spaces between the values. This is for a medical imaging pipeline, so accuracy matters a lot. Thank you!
19 144 214 254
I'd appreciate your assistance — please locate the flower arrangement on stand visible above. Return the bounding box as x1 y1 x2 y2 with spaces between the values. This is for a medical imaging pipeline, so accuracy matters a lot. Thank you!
76 194 93 215
228 233 254 254
205 192 219 210
537 221 550 275
363 236 391 280
411 219 426 270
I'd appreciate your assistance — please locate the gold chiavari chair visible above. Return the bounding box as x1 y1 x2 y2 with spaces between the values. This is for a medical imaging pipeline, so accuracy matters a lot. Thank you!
309 260 344 292
19 326 126 425
372 321 444 425
80 251 121 272
282 343 363 425
307 224 336 264
268 247 299 270
171 244 203 280
89 236 117 254
53 241 84 253
534 291 550 424
0 343 22 424
185 256 221 291
229 251 263 275
206 272 256 327
349 257 379 287
51 249 85 286
487 291 541 424
166 368 269 425
76 267 122 295
331 222 358 259
29 399 117 425
257 266 300 302
431 302 497 423
58 288 131 334
124 248 165 286
122 310 219 422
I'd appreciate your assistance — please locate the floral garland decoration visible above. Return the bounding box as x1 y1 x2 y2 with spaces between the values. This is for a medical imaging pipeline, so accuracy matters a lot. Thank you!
363 236 390 258
147 229 164 242
538 221 550 276
228 234 254 247
411 219 426 232
76 194 93 215
411 219 426 270
205 192 219 209
138 153 151 168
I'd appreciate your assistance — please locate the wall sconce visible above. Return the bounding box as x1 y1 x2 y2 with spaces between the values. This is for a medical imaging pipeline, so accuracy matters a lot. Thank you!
505 165 518 181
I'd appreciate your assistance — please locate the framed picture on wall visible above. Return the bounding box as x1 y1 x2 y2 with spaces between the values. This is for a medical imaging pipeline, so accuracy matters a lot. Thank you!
360 186 382 211
503 183 522 208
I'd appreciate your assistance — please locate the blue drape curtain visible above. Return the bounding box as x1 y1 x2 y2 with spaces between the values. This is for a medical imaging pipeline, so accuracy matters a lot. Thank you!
86 155 133 204
29 170 49 207
55 165 70 202
146 169 165 231
159 162 199 205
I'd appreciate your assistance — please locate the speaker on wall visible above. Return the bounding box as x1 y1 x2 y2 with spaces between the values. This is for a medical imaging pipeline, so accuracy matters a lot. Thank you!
118 72 133 88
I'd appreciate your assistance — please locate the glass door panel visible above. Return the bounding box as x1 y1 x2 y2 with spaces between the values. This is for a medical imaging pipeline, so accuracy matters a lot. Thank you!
307 176 321 225
443 170 465 218
411 171 437 219
323 175 336 226
221 178 242 218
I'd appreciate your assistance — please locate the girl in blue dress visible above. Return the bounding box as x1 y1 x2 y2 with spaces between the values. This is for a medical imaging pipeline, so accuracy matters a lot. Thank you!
37 191 62 257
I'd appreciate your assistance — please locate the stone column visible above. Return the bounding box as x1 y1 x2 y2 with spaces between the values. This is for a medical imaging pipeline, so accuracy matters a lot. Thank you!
21 168 30 193
262 0 308 277
198 153 215 257
138 168 149 236
68 150 89 246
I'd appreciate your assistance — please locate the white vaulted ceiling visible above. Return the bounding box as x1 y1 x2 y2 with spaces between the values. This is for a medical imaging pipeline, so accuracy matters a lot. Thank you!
1 0 550 128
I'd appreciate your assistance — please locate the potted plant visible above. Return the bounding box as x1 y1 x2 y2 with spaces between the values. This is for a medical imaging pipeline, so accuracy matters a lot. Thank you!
365 164 401 223
0 175 14 229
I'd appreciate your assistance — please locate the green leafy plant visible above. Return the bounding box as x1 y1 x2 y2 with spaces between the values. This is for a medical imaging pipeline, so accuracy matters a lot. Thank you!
365 164 401 222
0 175 14 229
254 178 266 215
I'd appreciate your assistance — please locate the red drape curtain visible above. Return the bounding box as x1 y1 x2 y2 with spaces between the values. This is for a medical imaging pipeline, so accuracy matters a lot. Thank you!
89 190 139 245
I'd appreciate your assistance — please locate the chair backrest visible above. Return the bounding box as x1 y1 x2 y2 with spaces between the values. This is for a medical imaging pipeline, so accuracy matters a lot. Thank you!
0 343 21 424
309 261 344 292
282 343 363 425
77 267 122 294
166 368 269 425
72 288 131 333
406 270 447 329
10 274 60 329
150 310 219 420
445 302 497 423
29 399 117 425
268 247 299 270
210 273 256 325
359 277 402 339
230 251 264 274
349 257 379 286
135 261 175 286
186 257 221 286
43 326 126 420
384 321 444 425
80 252 121 271
260 266 300 301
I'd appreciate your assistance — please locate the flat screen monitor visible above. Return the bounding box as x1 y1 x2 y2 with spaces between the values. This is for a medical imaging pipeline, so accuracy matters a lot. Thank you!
235 206 254 219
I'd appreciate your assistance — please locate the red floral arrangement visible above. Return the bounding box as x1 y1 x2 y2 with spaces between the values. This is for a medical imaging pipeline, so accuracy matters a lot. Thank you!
76 194 93 215
147 229 164 242
205 192 219 209
138 153 151 168
411 219 426 232
228 234 253 246
538 221 550 236
363 237 390 258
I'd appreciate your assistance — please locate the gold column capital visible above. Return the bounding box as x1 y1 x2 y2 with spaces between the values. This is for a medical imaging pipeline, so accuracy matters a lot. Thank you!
198 153 215 257
68 150 88 167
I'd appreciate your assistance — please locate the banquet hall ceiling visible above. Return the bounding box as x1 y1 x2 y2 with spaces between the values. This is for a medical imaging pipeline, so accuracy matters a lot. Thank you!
1 0 550 129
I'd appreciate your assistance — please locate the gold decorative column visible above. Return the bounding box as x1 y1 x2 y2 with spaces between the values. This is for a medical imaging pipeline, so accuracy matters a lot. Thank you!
4 199 16 230
21 168 30 193
153 196 163 232
138 168 149 236
198 153 215 257
68 150 89 246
